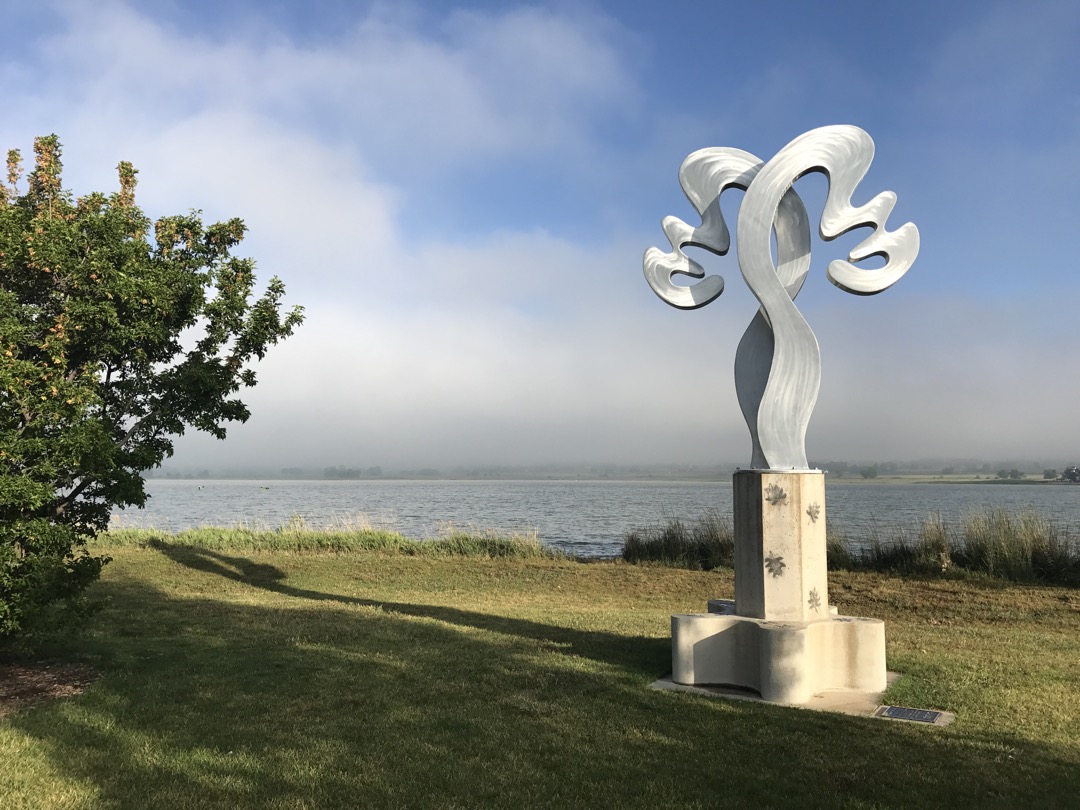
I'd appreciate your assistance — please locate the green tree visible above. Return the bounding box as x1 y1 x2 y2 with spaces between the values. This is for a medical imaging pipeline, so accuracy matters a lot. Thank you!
0 136 303 647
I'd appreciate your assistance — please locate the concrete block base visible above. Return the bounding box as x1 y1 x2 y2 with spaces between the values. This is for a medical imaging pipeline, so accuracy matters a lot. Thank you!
672 601 886 705
652 672 904 718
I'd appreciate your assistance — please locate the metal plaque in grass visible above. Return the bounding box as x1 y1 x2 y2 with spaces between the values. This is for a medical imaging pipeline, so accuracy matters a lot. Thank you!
874 705 954 726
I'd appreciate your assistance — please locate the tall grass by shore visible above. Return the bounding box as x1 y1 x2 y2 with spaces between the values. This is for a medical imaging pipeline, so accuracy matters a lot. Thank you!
622 508 1080 586
103 508 1080 584
622 511 735 570
103 518 557 560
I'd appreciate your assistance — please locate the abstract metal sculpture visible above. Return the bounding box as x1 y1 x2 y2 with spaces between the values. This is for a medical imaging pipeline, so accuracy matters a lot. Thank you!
646 126 918 704
644 125 919 469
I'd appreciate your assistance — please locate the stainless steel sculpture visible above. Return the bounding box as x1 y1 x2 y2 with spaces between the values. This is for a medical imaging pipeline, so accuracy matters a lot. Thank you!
644 125 919 469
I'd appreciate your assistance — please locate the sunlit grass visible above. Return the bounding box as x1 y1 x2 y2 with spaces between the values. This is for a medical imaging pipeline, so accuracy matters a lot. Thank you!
1 542 1078 808
103 517 556 560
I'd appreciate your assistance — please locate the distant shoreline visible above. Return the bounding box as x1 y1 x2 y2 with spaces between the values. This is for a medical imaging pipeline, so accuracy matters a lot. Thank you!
139 474 1079 486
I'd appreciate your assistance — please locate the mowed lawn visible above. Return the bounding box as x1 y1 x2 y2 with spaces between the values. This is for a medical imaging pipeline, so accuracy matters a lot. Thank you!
2 542 1078 809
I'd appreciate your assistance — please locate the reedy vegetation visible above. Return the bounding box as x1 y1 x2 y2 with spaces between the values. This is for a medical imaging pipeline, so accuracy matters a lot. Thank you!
622 508 1080 586
104 520 557 559
104 505 1080 586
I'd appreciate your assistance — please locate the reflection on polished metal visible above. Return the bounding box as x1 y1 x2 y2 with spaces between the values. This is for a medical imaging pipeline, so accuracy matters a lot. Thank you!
644 125 919 470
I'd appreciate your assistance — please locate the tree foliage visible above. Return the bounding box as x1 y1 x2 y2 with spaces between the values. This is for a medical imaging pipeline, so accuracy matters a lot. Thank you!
0 135 303 647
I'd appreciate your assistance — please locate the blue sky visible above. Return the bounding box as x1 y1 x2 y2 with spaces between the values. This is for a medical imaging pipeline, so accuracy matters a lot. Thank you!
3 0 1078 470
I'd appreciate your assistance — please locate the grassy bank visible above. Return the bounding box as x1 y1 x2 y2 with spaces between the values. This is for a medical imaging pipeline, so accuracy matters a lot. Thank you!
1 538 1078 808
105 522 558 559
623 508 1080 586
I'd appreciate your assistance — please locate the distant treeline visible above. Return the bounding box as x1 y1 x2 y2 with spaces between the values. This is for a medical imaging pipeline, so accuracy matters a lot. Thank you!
145 460 1080 481
813 460 1080 480
322 465 383 479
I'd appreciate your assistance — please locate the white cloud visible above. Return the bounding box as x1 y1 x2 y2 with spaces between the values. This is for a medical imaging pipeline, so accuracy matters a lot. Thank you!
1 0 639 293
177 232 752 470
4 0 1078 473
36 0 635 169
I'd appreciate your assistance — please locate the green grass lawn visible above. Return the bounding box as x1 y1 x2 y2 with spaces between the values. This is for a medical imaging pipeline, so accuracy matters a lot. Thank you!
2 541 1078 808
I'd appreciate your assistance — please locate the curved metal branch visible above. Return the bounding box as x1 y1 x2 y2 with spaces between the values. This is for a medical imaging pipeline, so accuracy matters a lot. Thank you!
643 147 760 309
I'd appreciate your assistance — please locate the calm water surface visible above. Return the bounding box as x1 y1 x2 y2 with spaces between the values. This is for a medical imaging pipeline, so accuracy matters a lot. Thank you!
111 479 1080 557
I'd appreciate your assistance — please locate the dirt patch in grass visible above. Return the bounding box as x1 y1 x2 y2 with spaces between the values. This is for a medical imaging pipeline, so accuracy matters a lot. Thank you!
0 659 98 719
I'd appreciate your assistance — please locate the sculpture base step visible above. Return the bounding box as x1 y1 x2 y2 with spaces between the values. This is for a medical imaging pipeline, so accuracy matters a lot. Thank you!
671 608 886 705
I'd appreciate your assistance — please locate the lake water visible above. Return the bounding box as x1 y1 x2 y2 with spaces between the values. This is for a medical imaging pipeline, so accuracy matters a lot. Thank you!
110 479 1080 557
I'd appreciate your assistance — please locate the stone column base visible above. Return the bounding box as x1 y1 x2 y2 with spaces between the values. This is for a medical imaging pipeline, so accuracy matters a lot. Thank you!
671 600 886 705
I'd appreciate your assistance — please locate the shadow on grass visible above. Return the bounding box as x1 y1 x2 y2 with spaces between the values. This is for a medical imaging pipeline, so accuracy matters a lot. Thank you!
5 549 1079 808
150 542 669 676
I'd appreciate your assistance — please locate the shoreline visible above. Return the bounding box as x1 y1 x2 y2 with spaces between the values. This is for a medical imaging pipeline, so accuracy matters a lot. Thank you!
138 474 1079 486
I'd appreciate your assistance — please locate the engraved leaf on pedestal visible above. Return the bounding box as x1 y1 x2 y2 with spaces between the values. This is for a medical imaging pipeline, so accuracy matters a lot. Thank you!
764 483 787 506
808 587 822 613
806 503 821 523
764 553 786 578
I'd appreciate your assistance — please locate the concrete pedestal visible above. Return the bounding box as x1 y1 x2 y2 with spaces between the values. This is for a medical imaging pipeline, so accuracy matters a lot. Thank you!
672 603 886 704
671 470 887 704
734 470 828 621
